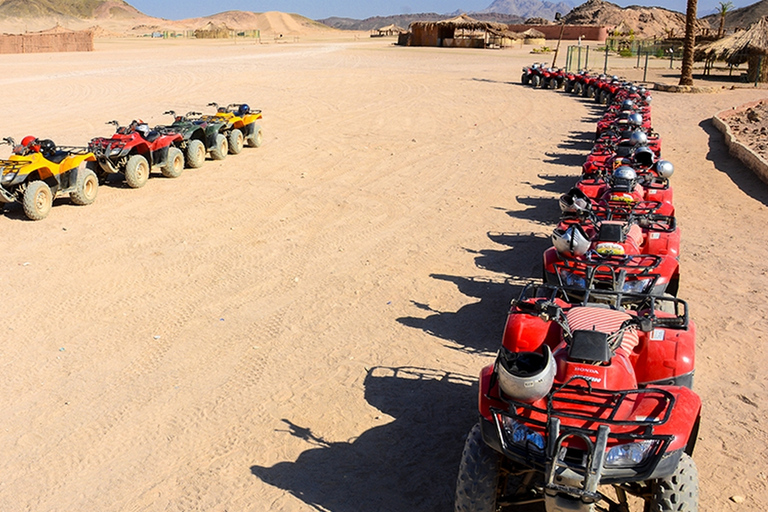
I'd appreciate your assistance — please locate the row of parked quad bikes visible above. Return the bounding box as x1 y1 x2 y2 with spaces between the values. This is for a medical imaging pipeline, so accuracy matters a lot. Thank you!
0 103 263 221
454 69 701 512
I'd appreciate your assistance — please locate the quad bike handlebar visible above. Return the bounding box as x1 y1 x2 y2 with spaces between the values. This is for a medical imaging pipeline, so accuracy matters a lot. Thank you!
1 137 15 146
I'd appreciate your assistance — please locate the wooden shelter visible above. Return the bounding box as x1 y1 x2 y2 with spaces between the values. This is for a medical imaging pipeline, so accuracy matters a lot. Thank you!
520 28 546 45
696 16 768 82
408 14 508 48
194 22 232 39
371 24 406 37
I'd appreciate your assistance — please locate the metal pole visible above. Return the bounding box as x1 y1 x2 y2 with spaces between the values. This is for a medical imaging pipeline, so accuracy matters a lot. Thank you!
604 44 608 74
585 46 590 69
565 46 571 72
669 49 674 69
578 46 582 70
636 46 641 68
643 52 649 82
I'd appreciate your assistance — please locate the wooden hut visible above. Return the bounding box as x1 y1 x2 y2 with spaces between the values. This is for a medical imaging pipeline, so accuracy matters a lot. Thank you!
696 16 768 82
408 14 508 48
521 28 546 45
372 24 407 37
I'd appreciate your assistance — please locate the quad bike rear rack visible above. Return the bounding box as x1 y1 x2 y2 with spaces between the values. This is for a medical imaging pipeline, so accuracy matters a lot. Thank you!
553 253 663 296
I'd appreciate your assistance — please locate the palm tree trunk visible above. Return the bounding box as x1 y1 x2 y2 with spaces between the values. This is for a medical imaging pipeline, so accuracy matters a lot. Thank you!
679 0 698 85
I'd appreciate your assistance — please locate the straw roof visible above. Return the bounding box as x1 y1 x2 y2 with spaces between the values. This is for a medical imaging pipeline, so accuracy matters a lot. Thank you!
722 16 768 62
520 28 546 38
415 13 507 31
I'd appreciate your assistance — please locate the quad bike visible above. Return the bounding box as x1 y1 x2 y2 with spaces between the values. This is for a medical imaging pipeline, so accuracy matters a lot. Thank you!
575 163 675 217
567 71 591 96
541 68 565 90
88 120 185 188
0 136 99 220
154 110 230 166
455 284 699 512
203 102 263 154
522 63 543 86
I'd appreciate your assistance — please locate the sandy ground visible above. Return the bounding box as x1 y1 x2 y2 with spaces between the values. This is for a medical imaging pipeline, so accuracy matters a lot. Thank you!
0 38 766 512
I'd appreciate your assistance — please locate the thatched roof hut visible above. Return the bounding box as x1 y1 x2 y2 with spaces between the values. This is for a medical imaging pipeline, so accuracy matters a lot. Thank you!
372 24 407 37
409 14 508 48
697 16 768 81
195 22 232 39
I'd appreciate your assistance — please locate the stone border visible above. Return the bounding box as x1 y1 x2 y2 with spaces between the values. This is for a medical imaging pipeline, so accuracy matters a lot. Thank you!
712 99 768 185
653 83 718 94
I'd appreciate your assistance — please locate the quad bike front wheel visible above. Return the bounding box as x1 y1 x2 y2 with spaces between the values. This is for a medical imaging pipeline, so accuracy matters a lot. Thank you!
162 147 184 178
22 180 53 220
228 129 244 155
210 134 228 160
246 126 263 148
185 139 206 168
521 73 529 85
70 164 99 205
125 154 150 188
455 423 500 512
651 453 698 511
531 75 541 88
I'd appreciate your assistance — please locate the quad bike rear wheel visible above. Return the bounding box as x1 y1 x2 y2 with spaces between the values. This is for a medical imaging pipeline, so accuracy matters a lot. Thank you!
185 139 206 168
651 453 698 511
573 82 583 95
521 73 529 85
125 154 150 188
246 126 263 148
210 134 228 160
531 75 541 88
228 129 244 155
22 180 53 220
70 164 98 205
162 147 184 178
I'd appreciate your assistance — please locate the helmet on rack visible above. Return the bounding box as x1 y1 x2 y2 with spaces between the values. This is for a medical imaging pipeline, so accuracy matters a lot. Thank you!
633 146 655 167
628 130 648 147
628 113 644 127
620 99 634 111
237 104 250 116
39 139 56 155
559 188 592 216
612 166 638 192
552 224 591 257
655 160 675 179
17 135 40 154
136 123 150 137
496 344 556 403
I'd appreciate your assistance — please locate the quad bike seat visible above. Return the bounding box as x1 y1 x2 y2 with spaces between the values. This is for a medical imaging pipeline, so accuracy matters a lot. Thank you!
46 151 69 164
141 131 161 142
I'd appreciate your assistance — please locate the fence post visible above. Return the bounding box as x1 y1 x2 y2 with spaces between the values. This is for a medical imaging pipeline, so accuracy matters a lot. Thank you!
585 46 590 70
643 52 649 82
636 47 641 68
604 44 608 73
577 45 582 70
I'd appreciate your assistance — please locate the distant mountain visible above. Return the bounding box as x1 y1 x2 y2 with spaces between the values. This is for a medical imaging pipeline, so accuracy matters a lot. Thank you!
701 0 768 32
480 0 575 21
0 0 145 19
318 12 524 31
563 0 710 38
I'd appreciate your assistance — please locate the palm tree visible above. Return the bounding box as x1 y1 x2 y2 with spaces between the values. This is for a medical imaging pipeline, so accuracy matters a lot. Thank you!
679 0 698 86
718 1 734 38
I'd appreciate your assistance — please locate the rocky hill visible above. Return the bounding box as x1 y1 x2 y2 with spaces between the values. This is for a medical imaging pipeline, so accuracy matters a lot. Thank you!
701 0 768 33
318 12 525 31
563 0 710 38
0 0 144 19
479 0 575 20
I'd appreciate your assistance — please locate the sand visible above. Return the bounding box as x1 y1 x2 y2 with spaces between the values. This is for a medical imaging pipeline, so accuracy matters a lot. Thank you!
0 38 766 511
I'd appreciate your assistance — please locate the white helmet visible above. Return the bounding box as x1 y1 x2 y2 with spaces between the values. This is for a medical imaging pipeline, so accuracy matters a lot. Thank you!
628 130 648 147
633 146 655 167
612 166 638 192
552 224 591 257
496 345 556 403
136 123 150 137
559 188 591 215
628 113 644 127
655 160 675 179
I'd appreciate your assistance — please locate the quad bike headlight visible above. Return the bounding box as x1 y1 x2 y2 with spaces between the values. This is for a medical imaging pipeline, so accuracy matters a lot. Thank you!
1 171 18 184
559 270 587 289
621 278 653 294
501 416 545 452
605 440 656 467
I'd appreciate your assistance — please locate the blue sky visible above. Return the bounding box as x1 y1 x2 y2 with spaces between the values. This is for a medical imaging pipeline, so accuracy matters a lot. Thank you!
127 0 755 21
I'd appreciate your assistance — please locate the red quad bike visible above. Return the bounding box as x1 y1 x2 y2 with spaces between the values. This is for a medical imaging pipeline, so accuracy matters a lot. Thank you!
522 63 544 86
555 191 680 259
88 120 185 188
455 284 699 512
542 68 565 90
576 163 675 217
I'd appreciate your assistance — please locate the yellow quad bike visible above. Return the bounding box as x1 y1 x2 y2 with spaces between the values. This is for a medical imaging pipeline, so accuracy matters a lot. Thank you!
205 103 263 154
0 136 99 220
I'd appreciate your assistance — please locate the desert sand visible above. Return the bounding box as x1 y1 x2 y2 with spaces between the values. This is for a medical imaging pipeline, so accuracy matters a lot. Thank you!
0 36 766 512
